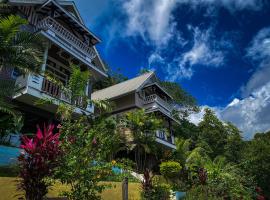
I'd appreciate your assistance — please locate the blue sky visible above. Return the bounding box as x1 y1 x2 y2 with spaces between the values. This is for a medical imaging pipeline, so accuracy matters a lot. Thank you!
74 0 270 139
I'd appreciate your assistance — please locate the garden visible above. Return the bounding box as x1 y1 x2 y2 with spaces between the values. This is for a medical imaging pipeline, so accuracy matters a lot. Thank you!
1 3 270 200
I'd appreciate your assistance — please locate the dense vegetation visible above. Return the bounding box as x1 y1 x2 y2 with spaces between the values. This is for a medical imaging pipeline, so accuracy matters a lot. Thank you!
0 8 269 200
161 108 270 199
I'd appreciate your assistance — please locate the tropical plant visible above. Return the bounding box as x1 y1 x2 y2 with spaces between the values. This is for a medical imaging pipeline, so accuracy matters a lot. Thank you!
160 161 182 179
55 114 122 200
0 14 43 136
0 14 43 74
122 109 162 172
18 124 61 200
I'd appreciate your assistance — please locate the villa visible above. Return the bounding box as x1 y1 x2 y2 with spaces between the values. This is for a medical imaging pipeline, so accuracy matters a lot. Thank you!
2 0 107 133
2 0 178 150
92 72 179 149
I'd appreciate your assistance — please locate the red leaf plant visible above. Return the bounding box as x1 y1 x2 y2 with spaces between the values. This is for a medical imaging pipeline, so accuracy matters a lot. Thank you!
18 124 61 200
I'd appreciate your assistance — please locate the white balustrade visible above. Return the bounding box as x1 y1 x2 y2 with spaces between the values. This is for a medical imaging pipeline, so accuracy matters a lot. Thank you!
144 94 173 113
37 17 96 61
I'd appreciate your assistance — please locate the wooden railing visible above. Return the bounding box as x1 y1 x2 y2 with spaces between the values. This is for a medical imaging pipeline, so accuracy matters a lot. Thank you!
41 78 89 109
144 94 173 113
37 17 96 61
42 78 61 99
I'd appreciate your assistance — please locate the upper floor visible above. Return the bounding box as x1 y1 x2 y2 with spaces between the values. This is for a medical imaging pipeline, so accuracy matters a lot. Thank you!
91 72 179 149
5 0 108 115
8 0 106 76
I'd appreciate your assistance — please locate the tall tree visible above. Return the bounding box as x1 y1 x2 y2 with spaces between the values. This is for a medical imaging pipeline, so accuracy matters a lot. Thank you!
223 122 244 163
198 108 228 159
242 131 270 198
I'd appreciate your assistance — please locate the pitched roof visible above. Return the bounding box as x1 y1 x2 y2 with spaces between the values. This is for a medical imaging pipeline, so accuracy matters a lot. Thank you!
92 72 154 100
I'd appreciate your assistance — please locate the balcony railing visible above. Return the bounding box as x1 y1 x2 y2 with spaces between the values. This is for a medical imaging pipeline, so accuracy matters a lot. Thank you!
41 78 88 109
37 17 96 62
144 94 173 114
14 74 93 113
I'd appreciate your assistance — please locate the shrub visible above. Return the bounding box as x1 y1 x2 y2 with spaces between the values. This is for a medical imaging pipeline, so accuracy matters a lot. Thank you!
18 124 61 200
141 182 171 200
160 161 182 179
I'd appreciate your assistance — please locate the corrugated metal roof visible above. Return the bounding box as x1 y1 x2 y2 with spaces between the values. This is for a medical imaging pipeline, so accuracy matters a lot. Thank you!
92 72 154 100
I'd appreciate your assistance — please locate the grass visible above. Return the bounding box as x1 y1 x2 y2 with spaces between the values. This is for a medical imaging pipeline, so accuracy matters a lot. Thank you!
0 177 141 200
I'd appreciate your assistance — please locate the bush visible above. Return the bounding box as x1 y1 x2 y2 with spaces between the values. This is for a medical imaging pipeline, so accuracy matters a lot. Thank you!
160 161 182 179
141 183 171 200
18 124 61 200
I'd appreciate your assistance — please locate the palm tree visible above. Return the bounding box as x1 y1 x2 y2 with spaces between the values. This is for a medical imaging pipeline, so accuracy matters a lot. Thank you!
0 13 44 137
0 14 44 74
121 109 162 172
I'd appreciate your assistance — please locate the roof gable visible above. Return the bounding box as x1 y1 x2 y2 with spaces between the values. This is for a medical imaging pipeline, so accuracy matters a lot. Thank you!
92 72 154 100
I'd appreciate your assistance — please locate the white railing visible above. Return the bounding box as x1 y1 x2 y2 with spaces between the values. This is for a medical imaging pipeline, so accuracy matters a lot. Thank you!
15 74 92 112
37 17 96 61
144 94 173 113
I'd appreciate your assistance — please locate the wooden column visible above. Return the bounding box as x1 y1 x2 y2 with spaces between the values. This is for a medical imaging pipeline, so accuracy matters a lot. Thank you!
122 177 128 200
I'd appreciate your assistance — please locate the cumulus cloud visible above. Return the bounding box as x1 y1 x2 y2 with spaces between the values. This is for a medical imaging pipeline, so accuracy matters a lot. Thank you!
189 27 270 139
221 82 270 139
242 28 270 97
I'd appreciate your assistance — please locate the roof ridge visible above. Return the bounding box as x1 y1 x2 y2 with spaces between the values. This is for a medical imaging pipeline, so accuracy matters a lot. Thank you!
92 71 154 95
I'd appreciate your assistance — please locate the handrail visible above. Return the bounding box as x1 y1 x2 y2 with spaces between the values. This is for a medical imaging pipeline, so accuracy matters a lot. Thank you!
144 94 173 112
37 17 96 60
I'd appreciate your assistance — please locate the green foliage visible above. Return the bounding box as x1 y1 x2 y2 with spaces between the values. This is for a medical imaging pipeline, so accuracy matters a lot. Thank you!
223 122 245 163
141 183 171 200
160 161 182 179
203 156 253 199
92 67 127 91
242 131 270 198
160 81 198 110
173 118 199 139
56 115 122 200
68 64 89 104
0 164 19 177
198 108 228 159
0 15 43 74
122 109 162 171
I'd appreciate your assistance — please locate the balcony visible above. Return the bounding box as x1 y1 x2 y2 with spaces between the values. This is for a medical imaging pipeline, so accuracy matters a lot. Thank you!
143 94 173 116
13 74 93 114
36 17 96 65
155 130 176 149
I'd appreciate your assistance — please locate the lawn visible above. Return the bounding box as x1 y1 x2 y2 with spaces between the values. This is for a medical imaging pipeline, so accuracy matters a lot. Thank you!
0 177 141 200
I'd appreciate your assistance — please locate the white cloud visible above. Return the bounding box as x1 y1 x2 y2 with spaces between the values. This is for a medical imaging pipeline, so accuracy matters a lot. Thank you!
221 82 270 139
148 52 165 66
241 28 270 97
123 0 178 48
189 83 270 139
188 27 270 139
165 27 225 81
178 0 264 12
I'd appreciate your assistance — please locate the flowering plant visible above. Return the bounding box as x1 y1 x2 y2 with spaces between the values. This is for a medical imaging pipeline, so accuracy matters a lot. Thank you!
18 124 61 200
